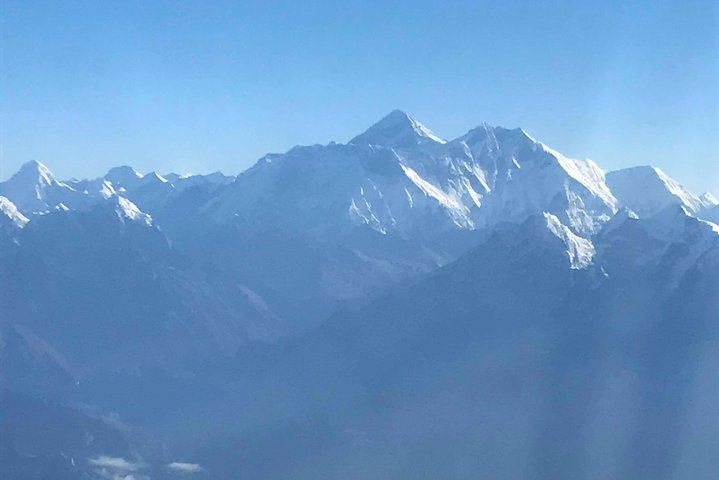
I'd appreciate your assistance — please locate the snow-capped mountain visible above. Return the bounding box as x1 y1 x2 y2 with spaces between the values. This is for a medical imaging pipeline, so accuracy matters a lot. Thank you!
606 165 714 217
7 112 707 245
2 110 718 480
104 165 144 190
102 168 234 214
0 162 229 224
457 125 616 234
1 111 712 331
1 112 712 319
193 111 616 314
207 111 616 240
0 161 94 214
349 109 447 148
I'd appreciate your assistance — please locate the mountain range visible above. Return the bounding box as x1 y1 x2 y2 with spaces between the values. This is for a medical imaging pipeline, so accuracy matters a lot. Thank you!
1 110 718 479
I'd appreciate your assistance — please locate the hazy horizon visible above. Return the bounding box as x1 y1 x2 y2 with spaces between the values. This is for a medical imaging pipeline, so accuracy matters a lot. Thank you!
2 0 717 195
2 109 717 199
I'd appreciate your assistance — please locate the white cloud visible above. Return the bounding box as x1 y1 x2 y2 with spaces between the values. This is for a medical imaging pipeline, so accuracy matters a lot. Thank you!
87 456 149 480
166 461 204 474
88 456 141 471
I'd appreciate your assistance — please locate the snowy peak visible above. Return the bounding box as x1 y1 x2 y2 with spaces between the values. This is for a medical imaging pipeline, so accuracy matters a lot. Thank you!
3 160 58 194
0 117 704 251
458 123 535 153
211 115 620 239
105 165 143 189
14 160 56 187
456 126 617 236
606 165 704 217
0 160 78 214
350 109 446 148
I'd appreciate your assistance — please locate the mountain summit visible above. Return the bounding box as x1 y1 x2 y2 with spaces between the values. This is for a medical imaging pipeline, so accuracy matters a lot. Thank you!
606 165 709 217
14 160 56 186
0 160 77 213
350 109 446 148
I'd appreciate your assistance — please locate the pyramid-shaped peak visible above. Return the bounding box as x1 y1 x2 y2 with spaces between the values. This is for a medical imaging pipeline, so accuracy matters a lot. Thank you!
377 109 414 125
350 109 445 148
12 160 56 186
0 161 75 214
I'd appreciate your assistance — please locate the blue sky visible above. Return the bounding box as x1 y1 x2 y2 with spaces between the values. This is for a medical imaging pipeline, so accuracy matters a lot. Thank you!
2 0 717 194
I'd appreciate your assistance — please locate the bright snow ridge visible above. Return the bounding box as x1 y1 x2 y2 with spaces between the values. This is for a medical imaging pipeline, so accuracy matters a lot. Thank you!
0 195 29 228
543 212 596 269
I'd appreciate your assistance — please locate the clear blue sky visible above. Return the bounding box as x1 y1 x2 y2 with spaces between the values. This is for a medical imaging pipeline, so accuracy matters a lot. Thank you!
1 0 718 194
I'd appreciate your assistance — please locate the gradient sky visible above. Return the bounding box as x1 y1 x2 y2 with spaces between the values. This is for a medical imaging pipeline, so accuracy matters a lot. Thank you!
1 0 718 194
